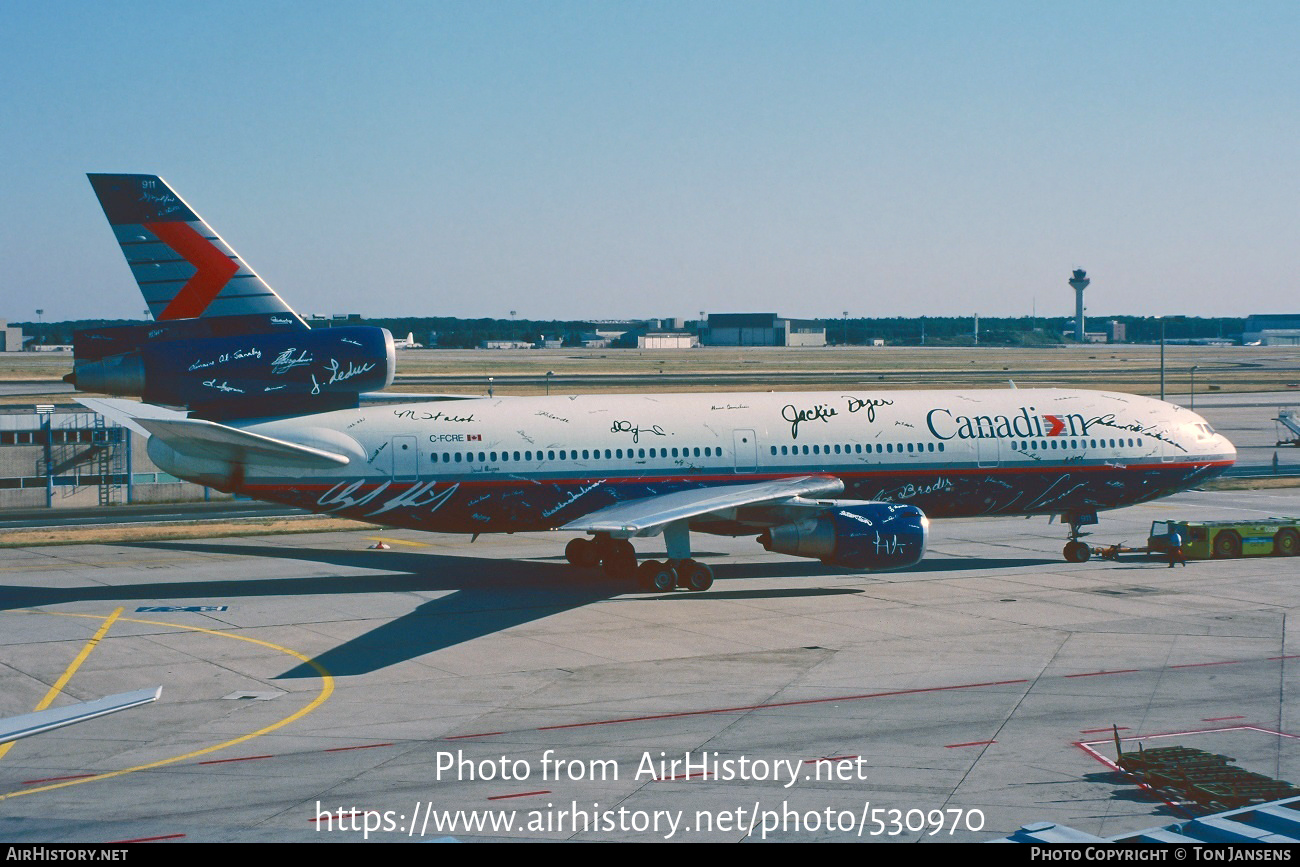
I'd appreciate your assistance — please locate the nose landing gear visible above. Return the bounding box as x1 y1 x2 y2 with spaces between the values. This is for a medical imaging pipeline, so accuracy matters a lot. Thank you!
1061 511 1098 563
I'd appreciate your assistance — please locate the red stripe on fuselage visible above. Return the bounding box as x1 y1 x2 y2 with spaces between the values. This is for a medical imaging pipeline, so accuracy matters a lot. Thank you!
239 459 1234 492
145 221 239 319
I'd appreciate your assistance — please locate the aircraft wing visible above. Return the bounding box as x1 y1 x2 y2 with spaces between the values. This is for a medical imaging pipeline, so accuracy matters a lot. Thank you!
0 687 161 744
561 475 844 538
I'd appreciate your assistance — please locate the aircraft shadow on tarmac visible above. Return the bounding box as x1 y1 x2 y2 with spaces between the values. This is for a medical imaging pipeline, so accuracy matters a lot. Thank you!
3 541 1057 678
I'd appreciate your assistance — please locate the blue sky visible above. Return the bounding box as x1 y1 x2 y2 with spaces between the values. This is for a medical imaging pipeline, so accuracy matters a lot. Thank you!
2 1 1297 322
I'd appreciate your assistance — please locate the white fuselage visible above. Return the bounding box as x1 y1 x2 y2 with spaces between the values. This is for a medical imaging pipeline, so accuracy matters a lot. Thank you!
154 387 1236 535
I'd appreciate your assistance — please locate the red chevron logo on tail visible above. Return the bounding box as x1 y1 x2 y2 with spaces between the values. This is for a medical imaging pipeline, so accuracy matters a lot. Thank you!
145 221 239 320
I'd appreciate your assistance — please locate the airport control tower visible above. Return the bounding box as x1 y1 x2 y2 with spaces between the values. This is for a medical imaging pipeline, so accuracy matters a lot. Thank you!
1068 269 1089 341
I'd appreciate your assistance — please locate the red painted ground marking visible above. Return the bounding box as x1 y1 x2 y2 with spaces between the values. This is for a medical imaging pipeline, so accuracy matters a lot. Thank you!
804 755 859 764
487 790 551 801
1092 723 1295 742
535 678 1031 732
197 754 274 765
103 834 186 843
437 654 1288 745
22 773 97 785
1073 740 1190 818
945 740 996 749
1203 716 1246 722
1080 727 1128 734
1070 724 1300 818
324 743 395 753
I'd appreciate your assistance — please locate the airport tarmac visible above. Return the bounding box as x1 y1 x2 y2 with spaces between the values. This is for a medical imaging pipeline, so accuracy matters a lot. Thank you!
1 486 1298 842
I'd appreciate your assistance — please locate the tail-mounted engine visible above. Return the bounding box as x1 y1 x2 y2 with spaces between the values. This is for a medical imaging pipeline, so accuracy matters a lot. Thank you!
758 502 928 570
66 316 395 419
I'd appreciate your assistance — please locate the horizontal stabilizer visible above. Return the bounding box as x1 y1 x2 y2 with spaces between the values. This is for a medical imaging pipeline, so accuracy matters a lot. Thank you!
0 686 161 744
77 396 189 437
77 397 350 469
138 417 351 469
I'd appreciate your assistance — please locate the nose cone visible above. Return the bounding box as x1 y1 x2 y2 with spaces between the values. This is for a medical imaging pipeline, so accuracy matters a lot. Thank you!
1221 433 1238 465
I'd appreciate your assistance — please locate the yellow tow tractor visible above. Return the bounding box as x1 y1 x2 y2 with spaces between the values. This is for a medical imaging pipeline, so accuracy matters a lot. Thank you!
1098 519 1300 560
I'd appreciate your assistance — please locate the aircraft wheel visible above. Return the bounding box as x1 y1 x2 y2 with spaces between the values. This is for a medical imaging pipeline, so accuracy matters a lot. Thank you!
566 537 599 568
682 560 714 592
636 560 662 590
642 561 677 593
1275 528 1299 556
1213 531 1242 559
1063 541 1091 563
602 540 637 579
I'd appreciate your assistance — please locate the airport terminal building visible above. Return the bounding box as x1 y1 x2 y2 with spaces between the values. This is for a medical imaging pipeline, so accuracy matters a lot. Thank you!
0 408 223 509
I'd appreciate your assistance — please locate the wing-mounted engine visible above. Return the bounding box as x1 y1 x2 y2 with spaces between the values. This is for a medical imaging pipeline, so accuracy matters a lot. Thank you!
758 502 929 570
66 318 395 419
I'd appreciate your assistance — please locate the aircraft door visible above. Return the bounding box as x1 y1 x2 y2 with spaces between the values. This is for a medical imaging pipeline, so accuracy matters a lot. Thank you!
976 437 999 468
391 435 418 481
733 429 758 473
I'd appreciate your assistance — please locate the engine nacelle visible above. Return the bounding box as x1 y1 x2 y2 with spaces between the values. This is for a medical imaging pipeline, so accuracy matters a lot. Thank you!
759 503 928 570
69 326 395 417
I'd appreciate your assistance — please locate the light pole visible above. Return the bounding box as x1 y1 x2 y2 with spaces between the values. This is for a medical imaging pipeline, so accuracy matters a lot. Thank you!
842 311 849 346
36 404 54 508
1158 316 1166 401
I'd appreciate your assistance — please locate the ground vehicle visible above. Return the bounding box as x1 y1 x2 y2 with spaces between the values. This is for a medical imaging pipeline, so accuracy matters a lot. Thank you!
1148 519 1300 559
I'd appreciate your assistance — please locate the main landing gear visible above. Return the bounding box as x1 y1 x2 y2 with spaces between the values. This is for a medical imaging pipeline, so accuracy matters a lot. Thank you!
635 557 714 593
564 524 714 592
1060 511 1099 563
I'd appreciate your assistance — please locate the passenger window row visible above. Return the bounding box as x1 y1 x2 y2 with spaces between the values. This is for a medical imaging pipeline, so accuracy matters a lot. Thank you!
431 446 722 464
1013 437 1142 451
770 442 947 456
428 436 1146 465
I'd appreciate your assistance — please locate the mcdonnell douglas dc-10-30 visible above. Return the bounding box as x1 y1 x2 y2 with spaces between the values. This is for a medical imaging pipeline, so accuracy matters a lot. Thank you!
69 174 1237 592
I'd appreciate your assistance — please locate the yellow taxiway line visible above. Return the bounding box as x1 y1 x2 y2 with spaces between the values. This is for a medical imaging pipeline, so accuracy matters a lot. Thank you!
0 610 333 801
0 607 124 762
